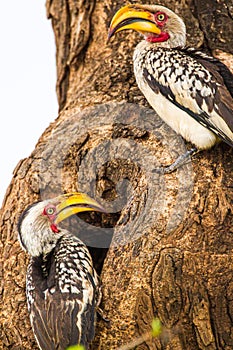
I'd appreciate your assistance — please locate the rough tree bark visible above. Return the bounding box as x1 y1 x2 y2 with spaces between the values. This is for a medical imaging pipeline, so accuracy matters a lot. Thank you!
0 0 232 349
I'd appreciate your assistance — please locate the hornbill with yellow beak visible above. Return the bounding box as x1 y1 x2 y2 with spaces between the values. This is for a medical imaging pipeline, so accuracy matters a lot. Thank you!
108 4 233 172
18 192 105 350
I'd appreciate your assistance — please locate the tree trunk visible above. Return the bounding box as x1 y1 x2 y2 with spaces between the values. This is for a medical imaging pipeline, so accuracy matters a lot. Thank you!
0 0 232 349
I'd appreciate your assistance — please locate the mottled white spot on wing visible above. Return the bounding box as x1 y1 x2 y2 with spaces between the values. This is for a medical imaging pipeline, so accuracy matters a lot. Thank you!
195 80 202 90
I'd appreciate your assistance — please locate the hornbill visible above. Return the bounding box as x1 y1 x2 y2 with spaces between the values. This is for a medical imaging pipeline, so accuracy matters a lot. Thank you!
18 192 105 350
108 4 233 172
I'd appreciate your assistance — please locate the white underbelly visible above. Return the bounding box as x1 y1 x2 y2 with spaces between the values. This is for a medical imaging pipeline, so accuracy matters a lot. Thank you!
138 80 217 149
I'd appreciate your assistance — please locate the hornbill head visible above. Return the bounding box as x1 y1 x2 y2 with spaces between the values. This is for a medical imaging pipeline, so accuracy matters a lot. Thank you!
108 4 186 47
18 192 105 257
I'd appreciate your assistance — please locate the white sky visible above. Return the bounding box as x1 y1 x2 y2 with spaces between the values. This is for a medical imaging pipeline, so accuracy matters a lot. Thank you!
0 1 58 205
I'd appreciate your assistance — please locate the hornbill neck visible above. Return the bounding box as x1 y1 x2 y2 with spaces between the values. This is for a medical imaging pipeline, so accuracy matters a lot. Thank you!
137 37 185 51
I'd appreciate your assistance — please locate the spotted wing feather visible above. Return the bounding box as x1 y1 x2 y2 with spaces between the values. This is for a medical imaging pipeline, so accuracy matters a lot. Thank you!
184 48 233 98
143 48 233 147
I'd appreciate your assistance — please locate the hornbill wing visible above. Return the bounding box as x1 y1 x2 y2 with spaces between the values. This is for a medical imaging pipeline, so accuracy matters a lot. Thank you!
184 48 233 98
27 262 97 350
29 292 80 350
28 285 97 350
143 49 233 147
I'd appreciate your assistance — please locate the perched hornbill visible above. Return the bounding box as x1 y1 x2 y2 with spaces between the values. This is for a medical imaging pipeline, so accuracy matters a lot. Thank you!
108 4 233 172
18 192 105 350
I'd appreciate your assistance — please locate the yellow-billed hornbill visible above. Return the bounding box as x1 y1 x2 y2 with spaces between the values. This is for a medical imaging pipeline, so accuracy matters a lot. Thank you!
18 192 105 350
108 4 233 172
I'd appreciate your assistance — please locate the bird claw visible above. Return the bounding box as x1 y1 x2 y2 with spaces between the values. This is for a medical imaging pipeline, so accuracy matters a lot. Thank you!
153 165 176 174
152 147 198 174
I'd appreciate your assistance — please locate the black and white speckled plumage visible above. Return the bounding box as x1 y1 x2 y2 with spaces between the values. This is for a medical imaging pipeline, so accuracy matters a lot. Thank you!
109 4 233 150
26 233 99 350
134 43 233 149
18 194 103 350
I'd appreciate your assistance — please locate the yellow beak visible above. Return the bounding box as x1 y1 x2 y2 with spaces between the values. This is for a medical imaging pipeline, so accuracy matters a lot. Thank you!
55 192 105 224
108 5 161 39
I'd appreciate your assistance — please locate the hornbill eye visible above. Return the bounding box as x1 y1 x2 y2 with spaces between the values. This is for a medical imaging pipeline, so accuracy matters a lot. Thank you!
43 205 56 216
47 208 55 215
155 12 167 23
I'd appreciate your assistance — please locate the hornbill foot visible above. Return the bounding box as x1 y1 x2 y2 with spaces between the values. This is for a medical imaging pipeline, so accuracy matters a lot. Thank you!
153 147 198 174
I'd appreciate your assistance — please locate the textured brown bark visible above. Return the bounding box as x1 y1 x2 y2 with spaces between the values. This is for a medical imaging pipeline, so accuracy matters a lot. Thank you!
0 0 232 349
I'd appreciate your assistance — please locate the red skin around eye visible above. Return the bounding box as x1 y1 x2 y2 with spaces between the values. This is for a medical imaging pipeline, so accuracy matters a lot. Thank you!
154 11 168 27
42 206 59 233
43 205 56 220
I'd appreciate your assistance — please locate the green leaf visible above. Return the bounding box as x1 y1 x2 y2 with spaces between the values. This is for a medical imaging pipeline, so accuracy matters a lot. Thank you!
151 318 162 338
66 345 86 350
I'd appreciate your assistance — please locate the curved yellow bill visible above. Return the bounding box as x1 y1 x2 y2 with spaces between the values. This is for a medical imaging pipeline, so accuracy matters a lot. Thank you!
108 4 161 39
55 192 105 224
